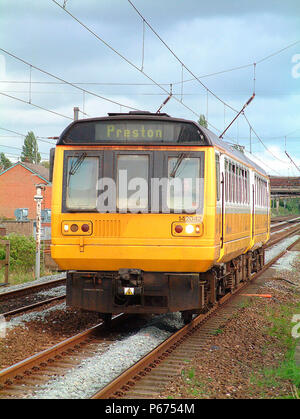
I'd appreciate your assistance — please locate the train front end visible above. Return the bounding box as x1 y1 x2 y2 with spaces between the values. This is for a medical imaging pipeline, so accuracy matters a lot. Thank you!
50 113 219 316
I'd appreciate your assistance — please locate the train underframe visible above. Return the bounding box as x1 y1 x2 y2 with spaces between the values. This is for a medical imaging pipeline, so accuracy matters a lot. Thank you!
66 247 265 324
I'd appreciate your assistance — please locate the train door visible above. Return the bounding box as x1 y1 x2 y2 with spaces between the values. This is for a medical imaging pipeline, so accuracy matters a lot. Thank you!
216 152 223 248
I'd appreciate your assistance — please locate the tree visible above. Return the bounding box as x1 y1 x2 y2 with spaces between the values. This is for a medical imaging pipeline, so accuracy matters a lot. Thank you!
40 161 50 169
198 114 208 128
0 152 12 172
21 131 41 164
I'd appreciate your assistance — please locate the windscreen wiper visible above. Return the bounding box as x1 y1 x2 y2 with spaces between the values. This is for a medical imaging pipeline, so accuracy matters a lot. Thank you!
68 152 87 185
169 153 186 178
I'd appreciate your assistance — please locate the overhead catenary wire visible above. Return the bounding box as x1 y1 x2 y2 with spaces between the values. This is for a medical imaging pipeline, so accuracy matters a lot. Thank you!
0 91 73 120
284 151 300 173
1 37 298 89
0 127 57 145
2 3 298 173
243 112 291 165
0 143 49 156
170 39 300 86
127 0 239 114
50 0 207 121
0 47 140 113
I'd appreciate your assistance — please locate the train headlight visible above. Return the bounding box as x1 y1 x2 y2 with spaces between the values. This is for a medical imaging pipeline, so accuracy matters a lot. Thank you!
172 221 203 237
62 221 92 235
185 224 194 234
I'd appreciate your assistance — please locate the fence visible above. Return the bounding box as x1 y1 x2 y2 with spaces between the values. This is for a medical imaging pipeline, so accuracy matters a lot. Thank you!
0 240 10 286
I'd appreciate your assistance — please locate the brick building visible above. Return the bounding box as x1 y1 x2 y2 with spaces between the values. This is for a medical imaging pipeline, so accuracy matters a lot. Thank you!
0 162 52 219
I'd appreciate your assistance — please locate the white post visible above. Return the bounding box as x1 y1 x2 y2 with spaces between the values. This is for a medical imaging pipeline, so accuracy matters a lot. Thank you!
73 107 79 121
34 185 44 280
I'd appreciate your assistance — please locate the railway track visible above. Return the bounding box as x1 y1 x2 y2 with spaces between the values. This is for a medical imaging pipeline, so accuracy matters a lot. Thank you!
91 230 300 399
0 276 66 301
270 216 300 233
0 314 127 398
0 224 299 399
0 219 298 319
1 294 66 318
271 215 299 224
0 276 66 318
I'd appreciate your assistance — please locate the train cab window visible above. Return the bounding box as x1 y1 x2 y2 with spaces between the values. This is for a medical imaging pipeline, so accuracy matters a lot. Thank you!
117 155 149 212
167 156 204 213
66 156 99 210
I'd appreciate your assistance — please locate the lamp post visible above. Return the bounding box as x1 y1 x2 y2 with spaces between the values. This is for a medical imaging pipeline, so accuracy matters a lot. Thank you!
34 184 44 280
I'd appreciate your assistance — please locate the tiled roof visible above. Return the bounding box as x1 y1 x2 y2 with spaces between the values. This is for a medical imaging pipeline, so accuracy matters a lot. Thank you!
0 161 50 182
21 162 49 181
269 176 300 187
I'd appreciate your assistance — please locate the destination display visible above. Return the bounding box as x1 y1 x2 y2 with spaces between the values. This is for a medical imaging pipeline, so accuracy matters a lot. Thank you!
62 120 206 144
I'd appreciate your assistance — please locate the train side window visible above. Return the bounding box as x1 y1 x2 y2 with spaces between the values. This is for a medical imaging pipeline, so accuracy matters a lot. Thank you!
228 163 233 202
256 176 258 206
246 170 250 204
241 169 244 204
236 166 239 203
215 153 220 202
232 164 236 203
225 160 229 202
238 167 241 204
117 155 149 212
259 179 262 206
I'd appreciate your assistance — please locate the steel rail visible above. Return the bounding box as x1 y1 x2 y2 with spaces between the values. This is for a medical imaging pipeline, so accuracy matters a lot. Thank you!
91 229 300 399
0 313 125 389
0 227 299 397
2 295 66 318
0 277 66 300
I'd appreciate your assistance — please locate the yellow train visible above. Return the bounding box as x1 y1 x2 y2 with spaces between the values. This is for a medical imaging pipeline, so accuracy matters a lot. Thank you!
50 112 270 323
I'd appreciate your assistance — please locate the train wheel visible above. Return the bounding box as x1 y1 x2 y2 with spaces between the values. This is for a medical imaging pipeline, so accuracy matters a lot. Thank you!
181 310 194 325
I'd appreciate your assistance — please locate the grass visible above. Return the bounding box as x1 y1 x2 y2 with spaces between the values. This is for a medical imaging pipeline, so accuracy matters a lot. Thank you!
211 328 223 336
0 267 59 285
181 368 209 397
270 199 300 218
250 301 300 398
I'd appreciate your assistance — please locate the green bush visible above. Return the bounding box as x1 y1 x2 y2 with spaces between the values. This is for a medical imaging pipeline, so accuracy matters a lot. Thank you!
0 234 35 271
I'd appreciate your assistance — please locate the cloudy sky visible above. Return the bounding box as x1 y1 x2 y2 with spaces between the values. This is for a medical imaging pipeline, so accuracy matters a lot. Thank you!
0 0 299 175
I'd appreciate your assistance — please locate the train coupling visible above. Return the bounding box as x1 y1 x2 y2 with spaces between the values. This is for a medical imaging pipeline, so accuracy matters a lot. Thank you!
116 268 143 296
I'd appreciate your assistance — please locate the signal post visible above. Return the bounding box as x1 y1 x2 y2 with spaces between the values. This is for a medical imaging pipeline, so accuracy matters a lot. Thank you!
34 184 45 280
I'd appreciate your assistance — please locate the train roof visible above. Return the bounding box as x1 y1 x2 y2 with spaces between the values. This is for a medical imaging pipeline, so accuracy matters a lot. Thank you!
198 124 268 177
57 111 268 177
